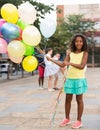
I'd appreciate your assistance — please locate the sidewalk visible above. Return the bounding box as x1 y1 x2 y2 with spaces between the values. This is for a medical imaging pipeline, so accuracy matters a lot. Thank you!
0 68 100 130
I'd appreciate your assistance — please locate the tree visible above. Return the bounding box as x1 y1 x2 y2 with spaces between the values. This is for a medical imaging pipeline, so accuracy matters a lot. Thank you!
47 14 96 55
0 0 54 28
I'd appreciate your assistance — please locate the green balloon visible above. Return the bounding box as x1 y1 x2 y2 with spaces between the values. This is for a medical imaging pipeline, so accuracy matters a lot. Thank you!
22 42 34 56
17 19 29 30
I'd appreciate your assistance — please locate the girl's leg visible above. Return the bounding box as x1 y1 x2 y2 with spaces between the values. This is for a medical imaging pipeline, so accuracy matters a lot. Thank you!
41 68 45 86
53 74 58 89
76 94 84 121
39 67 44 87
38 77 41 86
48 75 53 89
65 94 73 119
41 77 44 86
71 95 83 129
38 66 41 86
60 94 73 127
38 77 42 86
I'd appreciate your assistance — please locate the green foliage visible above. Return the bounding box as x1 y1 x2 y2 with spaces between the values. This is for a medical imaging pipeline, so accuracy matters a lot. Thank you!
0 0 20 7
47 14 96 54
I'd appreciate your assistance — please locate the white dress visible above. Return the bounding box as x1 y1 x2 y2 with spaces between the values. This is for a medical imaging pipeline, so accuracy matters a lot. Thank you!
44 54 60 77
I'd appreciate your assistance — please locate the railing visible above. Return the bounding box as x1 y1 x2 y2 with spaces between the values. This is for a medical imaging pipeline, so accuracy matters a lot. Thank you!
0 57 38 81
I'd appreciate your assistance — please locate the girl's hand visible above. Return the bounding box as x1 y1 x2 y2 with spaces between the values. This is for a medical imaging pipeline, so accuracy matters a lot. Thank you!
64 61 70 66
66 62 70 66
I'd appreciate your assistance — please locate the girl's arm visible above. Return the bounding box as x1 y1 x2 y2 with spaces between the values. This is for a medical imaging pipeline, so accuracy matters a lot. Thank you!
35 46 45 54
68 52 88 69
46 53 70 67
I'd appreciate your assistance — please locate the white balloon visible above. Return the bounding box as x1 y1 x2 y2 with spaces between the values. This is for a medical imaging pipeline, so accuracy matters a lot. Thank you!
40 18 57 38
18 2 37 24
7 40 25 57
9 55 23 64
22 25 41 46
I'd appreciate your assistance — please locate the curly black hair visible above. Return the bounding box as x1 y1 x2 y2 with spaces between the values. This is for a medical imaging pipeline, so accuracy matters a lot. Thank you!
70 34 88 52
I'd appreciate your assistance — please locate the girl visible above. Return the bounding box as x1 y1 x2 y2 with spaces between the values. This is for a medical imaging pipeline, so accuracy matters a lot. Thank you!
47 34 88 129
34 48 45 89
37 54 45 89
44 48 60 92
52 53 61 90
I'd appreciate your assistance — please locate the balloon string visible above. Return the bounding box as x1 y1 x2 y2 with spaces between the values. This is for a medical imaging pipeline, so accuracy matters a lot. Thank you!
49 72 67 130
44 42 48 50
49 87 63 130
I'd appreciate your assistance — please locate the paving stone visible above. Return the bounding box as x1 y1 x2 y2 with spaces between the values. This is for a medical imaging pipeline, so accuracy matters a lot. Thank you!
0 125 16 130
0 68 99 130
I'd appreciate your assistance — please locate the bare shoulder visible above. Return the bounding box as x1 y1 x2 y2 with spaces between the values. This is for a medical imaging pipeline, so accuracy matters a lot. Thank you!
83 51 88 56
83 51 88 62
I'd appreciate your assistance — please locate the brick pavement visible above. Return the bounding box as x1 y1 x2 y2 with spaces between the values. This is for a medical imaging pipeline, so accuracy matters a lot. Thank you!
0 68 100 130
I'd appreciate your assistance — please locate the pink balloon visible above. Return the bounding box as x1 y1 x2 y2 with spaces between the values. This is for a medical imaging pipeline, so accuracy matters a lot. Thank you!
0 38 7 53
0 19 6 36
0 33 2 37
0 19 6 28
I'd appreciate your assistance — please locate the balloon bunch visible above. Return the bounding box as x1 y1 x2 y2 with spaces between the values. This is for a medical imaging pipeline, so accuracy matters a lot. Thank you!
0 2 40 72
0 2 57 72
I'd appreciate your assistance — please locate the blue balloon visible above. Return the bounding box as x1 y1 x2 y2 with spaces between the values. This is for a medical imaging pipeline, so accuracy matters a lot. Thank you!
1 22 20 40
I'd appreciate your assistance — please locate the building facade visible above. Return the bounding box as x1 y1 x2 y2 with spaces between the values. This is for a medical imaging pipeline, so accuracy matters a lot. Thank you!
57 4 100 66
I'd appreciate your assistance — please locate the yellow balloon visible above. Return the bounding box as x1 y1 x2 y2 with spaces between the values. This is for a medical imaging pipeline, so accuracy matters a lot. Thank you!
22 56 38 72
1 3 18 23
